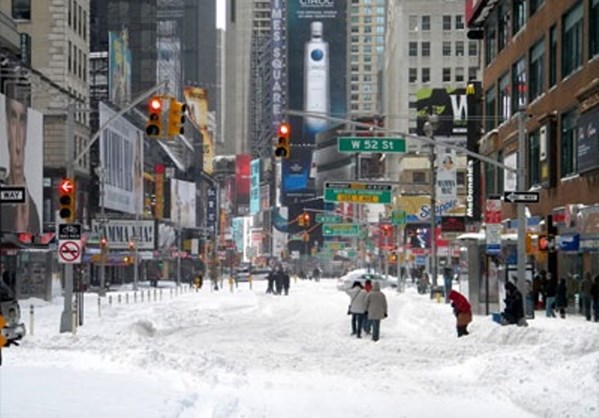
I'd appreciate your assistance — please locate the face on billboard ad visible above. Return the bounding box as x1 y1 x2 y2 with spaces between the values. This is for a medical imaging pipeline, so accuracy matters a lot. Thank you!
99 102 144 215
0 93 43 234
284 0 347 204
170 178 197 228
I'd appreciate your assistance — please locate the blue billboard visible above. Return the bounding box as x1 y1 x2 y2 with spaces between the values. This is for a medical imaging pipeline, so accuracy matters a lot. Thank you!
283 0 347 205
250 159 261 215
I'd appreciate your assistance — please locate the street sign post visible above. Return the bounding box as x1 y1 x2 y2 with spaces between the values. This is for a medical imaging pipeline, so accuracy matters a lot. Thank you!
324 181 392 204
0 186 26 203
322 223 360 237
338 137 406 153
503 191 540 203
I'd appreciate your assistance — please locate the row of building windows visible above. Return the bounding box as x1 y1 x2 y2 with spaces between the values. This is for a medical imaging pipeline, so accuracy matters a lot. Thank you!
351 0 386 5
351 25 385 34
350 16 385 25
485 0 599 133
409 14 465 32
67 41 87 83
408 41 477 57
350 35 385 45
350 6 386 15
409 67 478 84
350 45 385 55
68 0 87 41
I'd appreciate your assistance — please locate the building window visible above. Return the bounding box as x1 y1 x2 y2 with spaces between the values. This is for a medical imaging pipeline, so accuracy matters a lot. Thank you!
528 130 541 186
443 41 451 56
498 1 509 52
409 68 417 83
485 15 497 65
529 38 544 102
409 15 418 31
422 68 430 83
484 161 496 196
422 15 430 31
549 25 558 86
409 42 418 56
589 0 599 58
12 0 31 20
513 0 527 35
455 41 464 56
456 171 465 186
562 2 583 78
485 86 497 132
442 68 451 82
468 67 478 80
443 15 452 31
512 57 527 111
530 0 544 16
68 41 72 72
561 110 578 177
499 72 511 124
456 67 465 82
456 15 464 30
468 41 477 56
413 172 426 184
421 42 430 57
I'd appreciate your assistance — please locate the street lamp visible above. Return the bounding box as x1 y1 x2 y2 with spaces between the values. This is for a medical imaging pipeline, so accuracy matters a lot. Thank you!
423 114 438 288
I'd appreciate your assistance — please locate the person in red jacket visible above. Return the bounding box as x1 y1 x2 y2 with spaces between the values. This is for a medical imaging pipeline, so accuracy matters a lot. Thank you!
448 290 472 337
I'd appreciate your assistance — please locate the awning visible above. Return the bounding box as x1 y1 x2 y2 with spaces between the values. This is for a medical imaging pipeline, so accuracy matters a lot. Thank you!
156 140 185 171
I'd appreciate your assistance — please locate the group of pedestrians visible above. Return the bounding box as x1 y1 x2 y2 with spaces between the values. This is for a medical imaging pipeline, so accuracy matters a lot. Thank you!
345 279 388 342
533 270 599 321
266 265 291 295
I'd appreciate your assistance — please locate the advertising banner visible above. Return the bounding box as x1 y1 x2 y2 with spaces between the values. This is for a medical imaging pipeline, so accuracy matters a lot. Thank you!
169 178 197 228
271 0 287 127
250 159 261 215
0 93 43 234
91 219 155 250
415 88 468 137
577 106 599 174
183 87 214 174
436 148 458 215
284 0 347 204
108 30 132 106
206 185 217 235
99 102 144 214
503 152 517 192
236 154 251 216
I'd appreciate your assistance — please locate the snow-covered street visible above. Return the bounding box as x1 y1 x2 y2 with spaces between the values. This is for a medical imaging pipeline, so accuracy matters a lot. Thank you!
0 279 597 418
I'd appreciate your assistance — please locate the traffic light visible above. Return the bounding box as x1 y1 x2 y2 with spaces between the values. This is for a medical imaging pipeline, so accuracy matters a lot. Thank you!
58 178 76 222
0 314 7 347
381 224 392 236
146 96 163 137
302 212 310 226
100 237 108 252
167 99 187 136
389 251 398 263
274 122 291 158
538 234 548 252
128 241 135 251
298 214 305 227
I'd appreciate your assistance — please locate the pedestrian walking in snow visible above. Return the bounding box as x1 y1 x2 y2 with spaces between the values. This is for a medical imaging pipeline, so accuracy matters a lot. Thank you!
362 279 373 334
346 281 367 338
448 290 472 337
501 279 526 326
282 268 290 295
591 275 599 322
556 277 568 318
579 272 593 321
266 269 275 294
543 272 557 318
364 281 388 342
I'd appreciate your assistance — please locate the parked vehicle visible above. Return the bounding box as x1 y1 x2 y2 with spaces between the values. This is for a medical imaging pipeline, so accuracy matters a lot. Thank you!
336 268 397 291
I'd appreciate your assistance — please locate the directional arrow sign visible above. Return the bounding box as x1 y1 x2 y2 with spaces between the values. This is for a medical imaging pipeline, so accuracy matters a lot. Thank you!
58 178 75 194
503 191 540 203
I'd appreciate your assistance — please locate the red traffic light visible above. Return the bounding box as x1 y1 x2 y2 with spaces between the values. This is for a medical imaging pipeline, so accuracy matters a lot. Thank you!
58 178 75 195
278 123 290 136
149 97 162 111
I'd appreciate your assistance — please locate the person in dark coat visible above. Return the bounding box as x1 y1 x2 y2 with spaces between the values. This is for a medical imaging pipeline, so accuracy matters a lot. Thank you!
501 280 525 326
274 266 284 295
591 275 599 322
362 279 373 334
532 272 542 310
364 281 388 342
556 277 568 318
346 281 367 338
448 290 472 337
579 272 593 321
543 272 558 318
282 268 291 295
266 270 275 294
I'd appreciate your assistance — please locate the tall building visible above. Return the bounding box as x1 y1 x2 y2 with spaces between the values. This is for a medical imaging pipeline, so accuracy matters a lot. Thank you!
348 0 386 118
468 0 599 278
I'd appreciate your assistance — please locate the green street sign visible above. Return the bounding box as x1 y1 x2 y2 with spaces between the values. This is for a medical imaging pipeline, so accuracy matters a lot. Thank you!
315 214 342 223
324 181 392 204
338 137 406 153
392 210 407 225
322 223 360 237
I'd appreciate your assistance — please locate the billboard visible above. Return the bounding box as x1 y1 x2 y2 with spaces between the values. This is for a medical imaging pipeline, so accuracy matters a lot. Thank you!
284 0 347 204
577 106 599 174
99 102 144 214
183 87 214 174
250 159 261 215
436 148 458 215
236 154 251 216
415 88 468 137
0 93 43 234
108 30 132 106
170 178 196 228
271 0 287 127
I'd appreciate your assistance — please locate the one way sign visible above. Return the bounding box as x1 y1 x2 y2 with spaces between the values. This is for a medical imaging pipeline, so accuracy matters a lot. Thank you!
0 186 26 203
503 191 540 203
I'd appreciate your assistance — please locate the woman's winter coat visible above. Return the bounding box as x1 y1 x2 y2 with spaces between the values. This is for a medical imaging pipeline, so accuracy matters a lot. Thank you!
346 287 368 314
364 282 388 320
448 290 472 326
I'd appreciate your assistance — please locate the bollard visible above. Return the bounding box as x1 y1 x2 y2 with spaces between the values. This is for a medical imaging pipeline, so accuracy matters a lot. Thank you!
134 291 137 303
141 291 144 302
294 275 298 284
154 289 157 301
160 288 163 300
249 276 253 290
435 292 442 303
29 305 34 336
109 295 113 305
147 289 151 301
126 293 129 304
170 288 173 298
229 277 234 292
97 297 101 318
118 294 122 304
72 299 77 335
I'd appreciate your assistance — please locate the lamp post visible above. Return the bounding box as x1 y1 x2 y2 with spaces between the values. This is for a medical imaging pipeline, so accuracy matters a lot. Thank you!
177 199 181 287
423 114 438 288
95 166 107 297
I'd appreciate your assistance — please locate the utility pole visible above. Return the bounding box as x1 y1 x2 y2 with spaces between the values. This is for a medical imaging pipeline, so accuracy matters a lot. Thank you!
177 199 182 287
517 109 528 322
424 115 438 288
